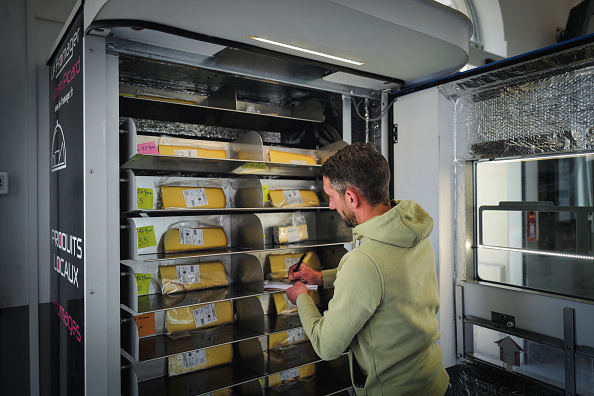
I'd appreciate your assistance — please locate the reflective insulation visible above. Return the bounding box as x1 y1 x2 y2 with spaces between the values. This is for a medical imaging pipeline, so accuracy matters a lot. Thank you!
441 42 594 160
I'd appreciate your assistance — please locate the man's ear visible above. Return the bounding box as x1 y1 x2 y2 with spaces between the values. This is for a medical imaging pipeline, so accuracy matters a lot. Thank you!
344 188 360 209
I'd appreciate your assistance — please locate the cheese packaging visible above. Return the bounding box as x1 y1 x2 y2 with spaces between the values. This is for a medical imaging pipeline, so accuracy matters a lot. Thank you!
168 343 233 376
166 300 233 333
273 291 320 315
268 364 316 387
137 94 196 106
159 145 227 159
268 189 320 208
269 150 317 165
273 224 308 244
163 227 227 253
160 186 226 209
268 251 321 280
159 262 228 295
268 328 309 349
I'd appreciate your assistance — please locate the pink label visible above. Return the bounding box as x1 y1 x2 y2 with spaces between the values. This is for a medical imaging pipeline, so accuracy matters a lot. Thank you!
137 142 159 154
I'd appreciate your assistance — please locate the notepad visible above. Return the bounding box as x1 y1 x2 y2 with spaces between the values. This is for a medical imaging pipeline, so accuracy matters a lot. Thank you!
264 280 317 291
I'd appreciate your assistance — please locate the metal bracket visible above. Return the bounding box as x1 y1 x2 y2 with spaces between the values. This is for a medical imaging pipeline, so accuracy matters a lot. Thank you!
392 123 398 144
563 307 576 396
491 311 516 329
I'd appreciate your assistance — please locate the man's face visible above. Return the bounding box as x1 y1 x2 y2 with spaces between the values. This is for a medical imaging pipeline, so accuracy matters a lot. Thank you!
323 177 358 228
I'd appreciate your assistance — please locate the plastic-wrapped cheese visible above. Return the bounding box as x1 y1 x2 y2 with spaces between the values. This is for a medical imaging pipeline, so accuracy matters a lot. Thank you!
168 344 233 376
160 186 226 209
268 190 320 208
163 227 227 253
268 363 316 387
273 224 308 244
273 291 320 315
268 328 309 349
268 251 321 280
159 145 227 159
166 300 233 333
159 262 228 295
269 150 316 165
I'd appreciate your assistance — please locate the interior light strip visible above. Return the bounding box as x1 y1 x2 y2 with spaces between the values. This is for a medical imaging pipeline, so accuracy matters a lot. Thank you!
247 35 364 65
479 152 594 164
478 245 594 260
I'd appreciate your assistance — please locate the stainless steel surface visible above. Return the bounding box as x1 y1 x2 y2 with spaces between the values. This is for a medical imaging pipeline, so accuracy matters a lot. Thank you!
229 131 265 162
563 307 576 396
266 342 321 374
207 83 237 110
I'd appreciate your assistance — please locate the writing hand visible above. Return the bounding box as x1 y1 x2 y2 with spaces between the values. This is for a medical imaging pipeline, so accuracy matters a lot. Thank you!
286 281 308 305
288 263 323 285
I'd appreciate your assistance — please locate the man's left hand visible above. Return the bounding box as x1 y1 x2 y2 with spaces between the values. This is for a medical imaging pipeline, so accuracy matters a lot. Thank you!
286 281 308 305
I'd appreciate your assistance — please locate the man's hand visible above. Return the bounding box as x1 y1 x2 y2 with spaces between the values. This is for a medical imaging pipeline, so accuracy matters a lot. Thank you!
288 263 324 285
286 281 308 305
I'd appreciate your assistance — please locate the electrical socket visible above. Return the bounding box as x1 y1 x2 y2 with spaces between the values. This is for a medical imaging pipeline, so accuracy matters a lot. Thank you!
0 172 8 194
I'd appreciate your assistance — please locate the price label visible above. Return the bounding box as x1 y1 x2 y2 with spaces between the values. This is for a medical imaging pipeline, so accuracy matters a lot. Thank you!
174 149 198 157
192 303 218 328
182 188 208 208
137 295 151 313
280 367 300 382
285 257 300 272
137 142 159 154
182 349 207 369
287 328 305 343
134 273 151 295
136 226 157 249
179 228 204 245
283 190 303 205
289 159 307 165
287 226 300 243
176 265 200 284
134 313 156 337
262 185 269 203
242 162 268 170
137 188 153 209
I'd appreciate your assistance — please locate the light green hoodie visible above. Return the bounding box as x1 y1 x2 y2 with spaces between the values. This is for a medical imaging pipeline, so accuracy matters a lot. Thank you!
296 200 449 395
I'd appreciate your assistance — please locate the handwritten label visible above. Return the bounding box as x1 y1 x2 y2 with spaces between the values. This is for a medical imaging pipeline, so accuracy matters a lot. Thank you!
137 295 151 313
285 257 300 272
182 188 208 208
182 349 207 369
136 226 157 249
134 312 156 337
280 367 300 382
192 303 218 328
174 149 198 157
283 190 303 205
137 188 153 209
179 228 203 245
137 142 159 155
242 162 268 170
262 185 269 203
135 273 151 295
176 265 200 284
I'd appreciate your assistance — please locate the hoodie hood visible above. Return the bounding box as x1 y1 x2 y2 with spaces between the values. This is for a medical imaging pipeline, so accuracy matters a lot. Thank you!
353 200 433 248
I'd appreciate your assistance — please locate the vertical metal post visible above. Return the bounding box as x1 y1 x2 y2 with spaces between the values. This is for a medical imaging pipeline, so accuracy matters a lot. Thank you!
563 307 576 396
342 95 351 144
455 285 466 360
380 91 389 160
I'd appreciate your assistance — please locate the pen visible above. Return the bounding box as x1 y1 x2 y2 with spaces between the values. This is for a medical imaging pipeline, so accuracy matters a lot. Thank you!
294 252 307 273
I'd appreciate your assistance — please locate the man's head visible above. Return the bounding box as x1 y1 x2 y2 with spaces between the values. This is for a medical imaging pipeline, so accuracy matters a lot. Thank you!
320 142 391 226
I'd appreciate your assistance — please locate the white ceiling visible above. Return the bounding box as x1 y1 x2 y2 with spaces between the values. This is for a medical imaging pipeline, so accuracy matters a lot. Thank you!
84 0 472 87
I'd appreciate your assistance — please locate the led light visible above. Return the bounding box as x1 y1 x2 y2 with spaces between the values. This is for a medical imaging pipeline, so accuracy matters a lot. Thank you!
478 245 594 260
478 152 594 164
247 35 364 65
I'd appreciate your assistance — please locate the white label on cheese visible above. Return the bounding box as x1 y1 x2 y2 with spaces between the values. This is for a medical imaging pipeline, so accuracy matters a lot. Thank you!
283 293 297 310
181 348 207 369
285 257 300 272
287 226 300 243
282 190 303 205
174 149 198 157
193 303 218 328
179 228 204 245
176 265 200 284
287 328 305 343
289 159 307 165
182 188 209 207
280 367 300 382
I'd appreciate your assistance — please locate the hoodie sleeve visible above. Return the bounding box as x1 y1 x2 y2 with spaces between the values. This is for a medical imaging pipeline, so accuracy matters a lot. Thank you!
296 251 383 360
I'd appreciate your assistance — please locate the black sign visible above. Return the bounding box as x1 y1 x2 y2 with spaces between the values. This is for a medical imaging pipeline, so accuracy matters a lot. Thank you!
45 9 85 395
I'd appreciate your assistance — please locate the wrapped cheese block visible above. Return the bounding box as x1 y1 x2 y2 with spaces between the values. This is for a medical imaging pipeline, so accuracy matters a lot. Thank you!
166 300 233 333
268 189 320 208
268 328 309 349
268 364 316 387
168 343 233 376
163 227 227 253
159 262 228 295
268 251 321 280
269 150 316 165
273 224 308 244
159 145 227 159
273 291 320 315
160 186 226 209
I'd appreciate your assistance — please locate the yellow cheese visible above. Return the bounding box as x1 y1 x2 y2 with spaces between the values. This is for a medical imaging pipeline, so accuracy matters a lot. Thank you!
160 186 226 209
268 251 321 280
166 300 233 333
168 344 233 376
159 262 228 295
269 150 317 165
268 364 316 387
268 190 320 208
159 145 227 159
273 291 320 315
137 94 196 106
163 227 227 253
273 224 308 245
268 329 309 349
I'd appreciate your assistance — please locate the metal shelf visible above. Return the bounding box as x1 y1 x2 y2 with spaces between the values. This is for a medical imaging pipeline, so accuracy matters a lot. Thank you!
266 342 321 375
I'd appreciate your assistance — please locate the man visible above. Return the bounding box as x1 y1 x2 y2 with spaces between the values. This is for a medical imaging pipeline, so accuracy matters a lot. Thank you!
286 142 449 395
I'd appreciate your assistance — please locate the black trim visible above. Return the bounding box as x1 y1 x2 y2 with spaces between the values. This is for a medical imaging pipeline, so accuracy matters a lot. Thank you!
47 6 84 65
87 19 405 87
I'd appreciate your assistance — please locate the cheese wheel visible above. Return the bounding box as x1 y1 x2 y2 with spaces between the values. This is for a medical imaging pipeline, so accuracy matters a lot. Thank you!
164 227 227 253
268 251 321 280
159 145 227 159
268 190 320 208
159 262 228 295
273 224 308 245
160 186 226 209
268 363 316 387
168 344 233 376
166 300 233 333
269 150 316 165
